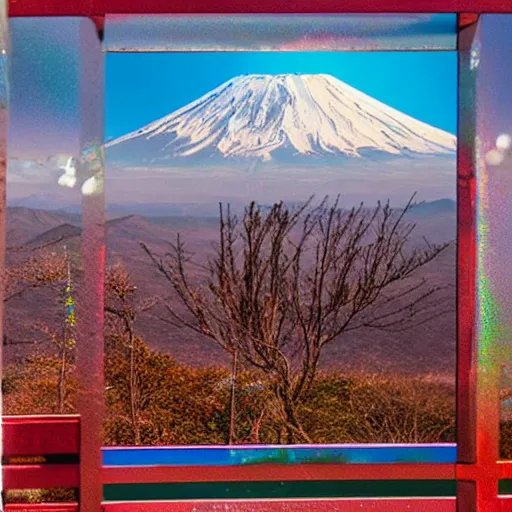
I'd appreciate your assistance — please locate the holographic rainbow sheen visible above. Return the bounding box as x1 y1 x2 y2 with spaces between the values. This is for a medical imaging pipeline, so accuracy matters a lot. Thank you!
104 14 457 53
475 138 503 374
474 135 502 480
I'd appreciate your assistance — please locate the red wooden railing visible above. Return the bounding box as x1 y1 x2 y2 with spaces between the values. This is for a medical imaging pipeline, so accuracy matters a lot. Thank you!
3 416 79 511
3 416 79 512
2 415 512 511
3 415 80 492
3 416 80 457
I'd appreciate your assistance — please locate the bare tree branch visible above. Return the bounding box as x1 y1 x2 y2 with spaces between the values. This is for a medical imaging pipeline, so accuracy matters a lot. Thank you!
145 194 453 442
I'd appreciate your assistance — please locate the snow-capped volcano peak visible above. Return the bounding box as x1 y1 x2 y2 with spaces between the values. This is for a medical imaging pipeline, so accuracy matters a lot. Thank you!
107 73 456 164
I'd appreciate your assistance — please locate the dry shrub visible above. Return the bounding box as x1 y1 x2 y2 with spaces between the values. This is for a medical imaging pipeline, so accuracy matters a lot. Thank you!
341 373 456 443
3 345 457 446
501 420 512 459
4 489 77 505
2 354 77 415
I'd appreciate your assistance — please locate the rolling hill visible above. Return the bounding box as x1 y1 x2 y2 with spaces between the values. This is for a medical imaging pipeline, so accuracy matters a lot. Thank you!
4 203 456 378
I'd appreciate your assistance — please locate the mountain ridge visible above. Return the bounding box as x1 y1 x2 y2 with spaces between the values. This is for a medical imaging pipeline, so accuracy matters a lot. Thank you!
4 204 456 375
7 198 456 223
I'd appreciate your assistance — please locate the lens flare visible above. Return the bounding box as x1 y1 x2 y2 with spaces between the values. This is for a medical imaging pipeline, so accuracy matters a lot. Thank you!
485 148 505 166
81 175 103 196
496 133 512 152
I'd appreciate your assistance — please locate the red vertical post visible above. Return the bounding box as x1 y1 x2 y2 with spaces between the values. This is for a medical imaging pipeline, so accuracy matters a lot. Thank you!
456 18 479 512
76 16 105 512
457 14 512 511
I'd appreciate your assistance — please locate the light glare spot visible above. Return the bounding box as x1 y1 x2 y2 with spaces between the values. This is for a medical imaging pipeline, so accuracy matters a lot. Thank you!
81 176 103 196
485 148 505 167
496 133 512 152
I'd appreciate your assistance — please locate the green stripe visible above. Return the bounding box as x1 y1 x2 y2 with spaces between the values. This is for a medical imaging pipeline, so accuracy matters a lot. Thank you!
499 480 512 495
103 480 456 501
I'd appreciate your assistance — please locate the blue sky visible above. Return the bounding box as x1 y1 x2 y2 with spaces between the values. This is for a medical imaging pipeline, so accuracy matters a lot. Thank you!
106 51 457 141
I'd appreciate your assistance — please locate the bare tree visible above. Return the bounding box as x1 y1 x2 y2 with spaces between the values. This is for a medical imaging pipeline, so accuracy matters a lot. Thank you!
105 264 159 445
27 248 77 413
143 195 453 443
3 250 67 304
34 321 76 414
2 249 69 348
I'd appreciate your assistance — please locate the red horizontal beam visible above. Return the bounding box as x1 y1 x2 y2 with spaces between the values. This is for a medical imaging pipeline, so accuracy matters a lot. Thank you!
102 463 456 485
3 464 80 490
456 461 512 481
7 0 512 15
2 416 80 457
5 497 512 512
102 499 457 512
5 505 78 512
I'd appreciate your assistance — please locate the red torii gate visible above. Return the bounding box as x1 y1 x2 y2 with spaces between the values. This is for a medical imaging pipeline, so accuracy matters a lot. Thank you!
4 0 510 15
2 2 512 512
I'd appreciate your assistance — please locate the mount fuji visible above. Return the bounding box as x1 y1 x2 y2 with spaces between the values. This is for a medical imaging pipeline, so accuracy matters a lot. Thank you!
106 73 456 167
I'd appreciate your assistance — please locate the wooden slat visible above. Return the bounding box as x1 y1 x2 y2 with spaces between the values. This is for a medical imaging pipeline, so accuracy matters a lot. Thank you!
5 505 79 512
501 462 512 480
7 0 512 16
498 496 511 512
102 500 456 512
3 416 80 457
456 461 512 481
3 464 80 490
456 20 478 468
100 497 512 511
102 496 512 511
103 463 456 484
102 498 457 512
102 444 457 467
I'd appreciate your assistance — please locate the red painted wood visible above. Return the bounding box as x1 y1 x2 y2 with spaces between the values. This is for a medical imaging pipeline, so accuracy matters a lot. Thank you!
3 464 80 490
101 461 508 486
457 461 512 481
101 498 512 511
499 462 512 479
5 505 79 512
456 21 477 471
102 499 457 512
458 13 479 29
75 19 105 512
7 0 512 16
2 416 80 457
102 463 456 484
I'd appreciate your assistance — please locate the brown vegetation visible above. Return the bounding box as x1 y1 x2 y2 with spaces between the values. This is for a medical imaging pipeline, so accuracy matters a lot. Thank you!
5 344 512 457
3 338 458 446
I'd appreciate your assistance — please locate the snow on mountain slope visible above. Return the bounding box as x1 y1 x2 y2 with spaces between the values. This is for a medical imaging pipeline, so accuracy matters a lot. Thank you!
106 74 456 165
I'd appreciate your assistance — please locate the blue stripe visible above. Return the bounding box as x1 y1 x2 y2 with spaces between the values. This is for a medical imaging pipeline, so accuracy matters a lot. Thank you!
102 444 457 467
